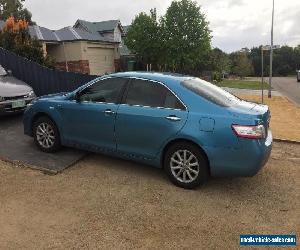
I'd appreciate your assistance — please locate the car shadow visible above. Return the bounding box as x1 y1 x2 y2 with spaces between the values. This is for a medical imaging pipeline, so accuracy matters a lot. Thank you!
73 151 268 196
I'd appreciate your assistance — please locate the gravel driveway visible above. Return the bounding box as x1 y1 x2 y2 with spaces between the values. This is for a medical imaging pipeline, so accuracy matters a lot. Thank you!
0 142 299 249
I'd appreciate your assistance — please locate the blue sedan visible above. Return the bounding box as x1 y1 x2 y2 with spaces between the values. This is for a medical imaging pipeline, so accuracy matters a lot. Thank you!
23 72 272 189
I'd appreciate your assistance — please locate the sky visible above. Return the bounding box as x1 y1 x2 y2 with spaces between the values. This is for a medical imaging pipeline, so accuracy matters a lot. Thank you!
24 0 300 52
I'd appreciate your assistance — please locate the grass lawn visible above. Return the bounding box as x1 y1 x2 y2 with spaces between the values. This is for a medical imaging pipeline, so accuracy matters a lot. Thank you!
218 79 270 90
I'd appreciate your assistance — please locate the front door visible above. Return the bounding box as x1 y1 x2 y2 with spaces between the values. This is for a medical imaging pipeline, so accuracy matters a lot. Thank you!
59 77 128 152
115 78 188 159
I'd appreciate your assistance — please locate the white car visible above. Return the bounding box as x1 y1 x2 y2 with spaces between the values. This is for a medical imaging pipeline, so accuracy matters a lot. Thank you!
0 65 36 115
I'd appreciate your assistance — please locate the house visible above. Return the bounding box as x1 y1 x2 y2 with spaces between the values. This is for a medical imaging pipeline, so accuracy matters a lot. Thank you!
28 25 119 75
74 20 135 71
0 18 134 75
74 19 124 43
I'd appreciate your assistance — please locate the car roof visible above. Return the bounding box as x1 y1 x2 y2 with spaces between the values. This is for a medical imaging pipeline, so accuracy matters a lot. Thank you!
109 72 192 86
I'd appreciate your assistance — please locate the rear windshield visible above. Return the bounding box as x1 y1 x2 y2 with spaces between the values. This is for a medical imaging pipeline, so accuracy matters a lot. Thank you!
181 78 240 107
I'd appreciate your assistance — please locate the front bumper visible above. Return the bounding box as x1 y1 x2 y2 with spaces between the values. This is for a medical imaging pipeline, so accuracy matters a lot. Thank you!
0 98 34 116
206 130 273 177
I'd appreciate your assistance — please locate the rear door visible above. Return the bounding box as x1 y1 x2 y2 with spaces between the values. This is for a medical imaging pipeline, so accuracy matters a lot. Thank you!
115 78 188 159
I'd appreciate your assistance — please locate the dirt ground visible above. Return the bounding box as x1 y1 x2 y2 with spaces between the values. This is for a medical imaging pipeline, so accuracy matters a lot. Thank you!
238 95 300 142
0 141 299 249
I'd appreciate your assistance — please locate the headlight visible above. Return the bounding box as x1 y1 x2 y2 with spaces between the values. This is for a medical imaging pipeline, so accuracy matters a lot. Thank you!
0 96 4 102
28 90 36 99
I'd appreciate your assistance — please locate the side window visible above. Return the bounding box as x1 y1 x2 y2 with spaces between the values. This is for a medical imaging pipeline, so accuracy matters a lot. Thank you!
79 78 127 104
125 79 185 110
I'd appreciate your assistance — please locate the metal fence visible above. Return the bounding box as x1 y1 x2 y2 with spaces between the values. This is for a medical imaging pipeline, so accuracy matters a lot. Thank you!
0 48 98 96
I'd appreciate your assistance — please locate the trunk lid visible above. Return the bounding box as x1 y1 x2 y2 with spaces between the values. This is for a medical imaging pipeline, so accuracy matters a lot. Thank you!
230 100 271 133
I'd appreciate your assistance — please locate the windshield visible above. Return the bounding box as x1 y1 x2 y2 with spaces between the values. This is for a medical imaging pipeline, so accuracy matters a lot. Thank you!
181 78 240 107
0 65 7 76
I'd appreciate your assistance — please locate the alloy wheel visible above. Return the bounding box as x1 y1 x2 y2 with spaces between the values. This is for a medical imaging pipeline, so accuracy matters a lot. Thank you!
170 150 200 183
36 122 55 149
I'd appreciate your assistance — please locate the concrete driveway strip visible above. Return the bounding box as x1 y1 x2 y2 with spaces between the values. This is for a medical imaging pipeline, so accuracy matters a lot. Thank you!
271 77 300 106
222 87 282 96
0 115 87 173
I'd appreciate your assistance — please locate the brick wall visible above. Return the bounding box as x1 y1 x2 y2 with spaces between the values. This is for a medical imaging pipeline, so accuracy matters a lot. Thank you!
56 60 90 74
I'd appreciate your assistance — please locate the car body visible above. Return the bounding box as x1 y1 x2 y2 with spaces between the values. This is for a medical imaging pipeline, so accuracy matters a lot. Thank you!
23 72 272 188
0 65 36 115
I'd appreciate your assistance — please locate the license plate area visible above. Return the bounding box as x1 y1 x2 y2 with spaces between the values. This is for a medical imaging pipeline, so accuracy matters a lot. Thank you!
12 100 26 109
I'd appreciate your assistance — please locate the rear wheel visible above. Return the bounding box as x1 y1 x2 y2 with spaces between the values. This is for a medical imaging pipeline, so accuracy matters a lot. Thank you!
33 116 61 153
164 142 209 189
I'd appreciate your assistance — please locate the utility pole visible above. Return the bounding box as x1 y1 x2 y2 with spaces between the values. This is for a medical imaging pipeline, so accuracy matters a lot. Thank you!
268 0 275 98
261 44 280 103
261 47 264 103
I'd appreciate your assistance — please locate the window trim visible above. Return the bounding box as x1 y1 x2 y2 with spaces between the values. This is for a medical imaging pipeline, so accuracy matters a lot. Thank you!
121 77 188 111
77 76 129 105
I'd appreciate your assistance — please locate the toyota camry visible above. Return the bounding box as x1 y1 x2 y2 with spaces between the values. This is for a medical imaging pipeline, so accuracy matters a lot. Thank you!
23 72 272 189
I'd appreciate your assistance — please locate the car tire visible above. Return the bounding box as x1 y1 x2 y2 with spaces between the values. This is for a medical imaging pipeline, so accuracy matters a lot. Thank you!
164 142 209 189
33 116 61 153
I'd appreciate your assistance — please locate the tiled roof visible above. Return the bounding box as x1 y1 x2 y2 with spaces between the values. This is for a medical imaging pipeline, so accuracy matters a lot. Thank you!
120 39 133 56
29 26 58 42
28 25 115 43
75 19 124 34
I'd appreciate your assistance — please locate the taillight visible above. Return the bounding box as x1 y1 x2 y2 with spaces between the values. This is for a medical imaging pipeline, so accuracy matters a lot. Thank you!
232 124 266 139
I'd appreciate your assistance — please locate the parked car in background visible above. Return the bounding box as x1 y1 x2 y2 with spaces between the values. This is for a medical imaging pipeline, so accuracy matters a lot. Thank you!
23 72 272 189
297 70 300 82
0 65 36 116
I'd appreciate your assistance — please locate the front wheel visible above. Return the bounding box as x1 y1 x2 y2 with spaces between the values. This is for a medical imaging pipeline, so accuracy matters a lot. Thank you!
164 143 209 189
33 116 61 153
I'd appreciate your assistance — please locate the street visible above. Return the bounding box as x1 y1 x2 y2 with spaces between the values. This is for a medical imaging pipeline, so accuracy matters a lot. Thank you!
271 77 300 105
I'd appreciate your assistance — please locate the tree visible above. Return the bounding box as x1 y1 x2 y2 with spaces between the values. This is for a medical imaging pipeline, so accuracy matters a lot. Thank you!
208 48 231 80
125 0 211 74
231 52 254 78
0 0 34 24
162 0 211 73
294 45 300 70
125 10 163 70
0 16 54 67
249 45 300 76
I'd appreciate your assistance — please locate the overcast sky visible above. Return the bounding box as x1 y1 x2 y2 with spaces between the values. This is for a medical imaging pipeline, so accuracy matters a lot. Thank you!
24 0 300 52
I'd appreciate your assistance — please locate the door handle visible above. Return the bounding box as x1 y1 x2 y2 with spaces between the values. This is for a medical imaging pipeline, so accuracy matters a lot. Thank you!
166 115 181 122
104 109 115 115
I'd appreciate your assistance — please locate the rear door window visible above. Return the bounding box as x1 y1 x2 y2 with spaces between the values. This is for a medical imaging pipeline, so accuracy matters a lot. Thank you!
181 78 240 107
125 79 186 110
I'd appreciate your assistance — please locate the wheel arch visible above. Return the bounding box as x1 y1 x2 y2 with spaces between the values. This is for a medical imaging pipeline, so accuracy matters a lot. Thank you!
31 112 60 135
161 138 211 175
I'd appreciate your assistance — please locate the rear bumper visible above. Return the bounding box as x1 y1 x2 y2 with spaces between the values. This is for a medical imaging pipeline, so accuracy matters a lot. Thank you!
206 130 273 177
